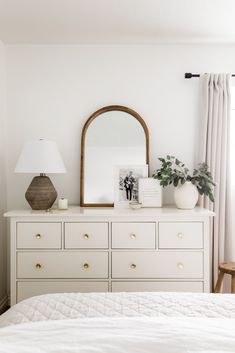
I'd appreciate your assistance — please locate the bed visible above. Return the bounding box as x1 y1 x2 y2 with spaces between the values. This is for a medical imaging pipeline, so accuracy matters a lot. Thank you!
0 292 235 352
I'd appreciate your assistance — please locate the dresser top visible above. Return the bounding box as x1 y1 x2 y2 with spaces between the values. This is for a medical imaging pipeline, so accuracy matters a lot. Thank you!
4 206 214 218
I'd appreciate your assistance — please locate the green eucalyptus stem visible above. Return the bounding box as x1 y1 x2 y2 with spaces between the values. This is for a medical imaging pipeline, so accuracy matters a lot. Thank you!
152 155 215 202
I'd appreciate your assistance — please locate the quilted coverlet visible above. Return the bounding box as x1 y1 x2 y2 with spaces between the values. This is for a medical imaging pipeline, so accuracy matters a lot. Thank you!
1 291 235 327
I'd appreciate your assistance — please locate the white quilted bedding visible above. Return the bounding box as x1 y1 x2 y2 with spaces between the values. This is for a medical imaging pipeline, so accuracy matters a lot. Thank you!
1 316 235 353
1 291 235 327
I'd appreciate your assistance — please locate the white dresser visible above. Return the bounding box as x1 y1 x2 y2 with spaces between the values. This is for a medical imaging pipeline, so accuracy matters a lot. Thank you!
5 206 214 305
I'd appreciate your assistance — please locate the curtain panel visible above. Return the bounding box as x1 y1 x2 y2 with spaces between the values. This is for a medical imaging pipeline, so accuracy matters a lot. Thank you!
199 73 232 289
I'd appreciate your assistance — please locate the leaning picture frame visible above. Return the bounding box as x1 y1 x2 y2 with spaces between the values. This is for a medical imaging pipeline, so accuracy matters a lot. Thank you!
138 177 163 207
114 165 148 207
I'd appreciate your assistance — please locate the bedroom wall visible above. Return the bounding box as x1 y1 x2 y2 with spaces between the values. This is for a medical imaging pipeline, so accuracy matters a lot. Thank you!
0 40 7 311
5 44 235 209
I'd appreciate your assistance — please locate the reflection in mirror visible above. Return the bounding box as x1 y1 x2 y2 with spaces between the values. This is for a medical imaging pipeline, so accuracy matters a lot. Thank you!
80 106 149 206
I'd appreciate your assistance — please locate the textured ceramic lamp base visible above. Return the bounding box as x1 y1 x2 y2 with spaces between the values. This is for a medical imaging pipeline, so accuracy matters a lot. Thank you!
25 176 57 210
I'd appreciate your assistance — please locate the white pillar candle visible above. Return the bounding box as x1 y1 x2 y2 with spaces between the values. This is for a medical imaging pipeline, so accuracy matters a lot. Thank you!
58 198 68 210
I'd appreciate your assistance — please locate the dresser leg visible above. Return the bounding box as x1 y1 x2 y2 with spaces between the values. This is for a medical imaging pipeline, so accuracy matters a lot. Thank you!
214 271 224 293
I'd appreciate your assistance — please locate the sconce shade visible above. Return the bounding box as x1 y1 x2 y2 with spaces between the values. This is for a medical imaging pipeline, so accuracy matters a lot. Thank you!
15 139 66 174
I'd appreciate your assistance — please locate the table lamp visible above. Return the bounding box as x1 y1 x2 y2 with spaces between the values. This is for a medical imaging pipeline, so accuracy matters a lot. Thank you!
15 139 66 210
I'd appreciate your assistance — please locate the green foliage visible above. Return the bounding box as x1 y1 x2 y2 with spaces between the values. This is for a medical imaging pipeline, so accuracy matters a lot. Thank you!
152 156 215 202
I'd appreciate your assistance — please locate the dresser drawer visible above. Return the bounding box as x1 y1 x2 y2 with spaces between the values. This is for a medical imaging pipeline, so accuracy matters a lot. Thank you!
17 281 109 302
112 251 203 279
65 223 108 249
112 281 203 292
158 222 203 249
17 223 62 249
112 223 155 249
17 252 108 279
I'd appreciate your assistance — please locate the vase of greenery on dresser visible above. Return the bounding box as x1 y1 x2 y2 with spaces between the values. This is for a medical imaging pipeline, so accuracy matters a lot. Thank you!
153 156 215 209
174 181 199 209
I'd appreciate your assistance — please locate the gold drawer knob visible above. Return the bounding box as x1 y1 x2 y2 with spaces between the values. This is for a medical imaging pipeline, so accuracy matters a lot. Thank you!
130 263 137 269
177 233 183 239
83 263 90 269
36 233 42 239
83 234 89 239
177 262 184 270
35 263 42 269
130 233 136 239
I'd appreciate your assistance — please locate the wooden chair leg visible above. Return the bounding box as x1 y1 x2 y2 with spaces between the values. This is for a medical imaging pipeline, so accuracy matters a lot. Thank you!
214 271 224 293
231 275 235 293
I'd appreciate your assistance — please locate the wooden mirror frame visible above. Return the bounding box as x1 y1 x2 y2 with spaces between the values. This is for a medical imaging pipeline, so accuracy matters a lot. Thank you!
80 105 149 207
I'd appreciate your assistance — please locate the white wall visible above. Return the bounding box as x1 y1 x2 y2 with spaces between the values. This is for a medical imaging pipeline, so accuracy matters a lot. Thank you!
5 44 235 208
0 40 7 309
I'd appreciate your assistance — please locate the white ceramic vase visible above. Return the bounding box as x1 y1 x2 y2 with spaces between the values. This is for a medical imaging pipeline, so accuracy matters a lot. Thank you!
174 181 199 209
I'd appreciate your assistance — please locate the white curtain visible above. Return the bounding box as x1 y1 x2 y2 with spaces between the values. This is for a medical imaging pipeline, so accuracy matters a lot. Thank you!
199 73 232 289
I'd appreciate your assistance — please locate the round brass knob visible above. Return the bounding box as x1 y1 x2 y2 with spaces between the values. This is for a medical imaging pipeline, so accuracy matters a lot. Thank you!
36 233 41 239
177 262 184 270
177 233 183 239
35 263 42 269
130 233 136 239
83 263 90 269
83 234 89 239
130 263 137 269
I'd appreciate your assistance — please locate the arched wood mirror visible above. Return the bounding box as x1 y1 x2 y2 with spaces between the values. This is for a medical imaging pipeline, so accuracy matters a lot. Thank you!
80 105 149 207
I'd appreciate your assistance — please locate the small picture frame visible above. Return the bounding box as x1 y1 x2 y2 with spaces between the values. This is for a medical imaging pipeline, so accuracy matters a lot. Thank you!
114 165 148 207
138 178 162 207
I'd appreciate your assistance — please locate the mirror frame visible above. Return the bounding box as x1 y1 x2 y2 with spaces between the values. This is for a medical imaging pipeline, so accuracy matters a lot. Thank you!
80 105 149 207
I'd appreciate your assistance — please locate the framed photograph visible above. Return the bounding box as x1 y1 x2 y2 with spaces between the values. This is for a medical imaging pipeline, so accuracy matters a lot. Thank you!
114 165 148 207
138 178 162 207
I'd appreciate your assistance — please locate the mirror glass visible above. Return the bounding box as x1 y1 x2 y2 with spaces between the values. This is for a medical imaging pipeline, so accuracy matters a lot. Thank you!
81 107 149 206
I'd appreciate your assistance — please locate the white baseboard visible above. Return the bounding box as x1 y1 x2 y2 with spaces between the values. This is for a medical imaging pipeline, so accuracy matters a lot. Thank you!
0 295 9 314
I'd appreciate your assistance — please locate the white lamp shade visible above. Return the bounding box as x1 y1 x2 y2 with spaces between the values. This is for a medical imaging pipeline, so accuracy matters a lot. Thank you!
15 139 66 174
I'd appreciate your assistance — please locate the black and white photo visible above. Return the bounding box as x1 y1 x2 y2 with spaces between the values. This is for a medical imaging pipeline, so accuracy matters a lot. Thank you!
114 165 148 206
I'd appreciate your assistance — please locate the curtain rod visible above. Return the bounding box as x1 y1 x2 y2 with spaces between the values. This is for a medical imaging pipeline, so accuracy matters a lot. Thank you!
185 73 235 79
